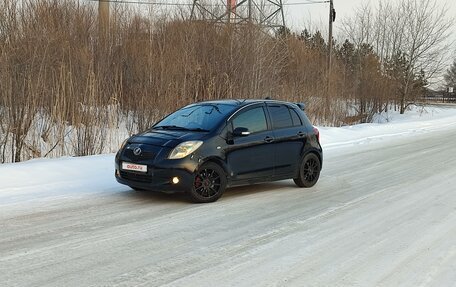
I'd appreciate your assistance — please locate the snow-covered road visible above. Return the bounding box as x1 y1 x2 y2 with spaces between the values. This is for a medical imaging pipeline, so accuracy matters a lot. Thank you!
1 106 456 287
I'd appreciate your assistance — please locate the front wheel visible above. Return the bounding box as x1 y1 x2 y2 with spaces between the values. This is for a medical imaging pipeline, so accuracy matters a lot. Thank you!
188 162 227 203
294 153 321 188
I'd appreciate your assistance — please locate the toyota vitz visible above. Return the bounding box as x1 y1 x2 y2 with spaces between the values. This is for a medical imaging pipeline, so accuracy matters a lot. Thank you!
115 99 322 203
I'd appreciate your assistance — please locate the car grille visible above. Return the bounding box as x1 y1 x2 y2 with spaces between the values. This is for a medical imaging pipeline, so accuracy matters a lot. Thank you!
119 170 151 183
122 145 157 161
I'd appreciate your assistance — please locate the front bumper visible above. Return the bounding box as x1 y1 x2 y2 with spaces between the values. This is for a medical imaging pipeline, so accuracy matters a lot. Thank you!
114 155 199 193
115 166 195 193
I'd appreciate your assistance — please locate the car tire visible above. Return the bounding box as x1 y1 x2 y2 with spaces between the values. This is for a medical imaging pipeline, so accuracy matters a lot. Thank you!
188 162 227 203
294 153 321 188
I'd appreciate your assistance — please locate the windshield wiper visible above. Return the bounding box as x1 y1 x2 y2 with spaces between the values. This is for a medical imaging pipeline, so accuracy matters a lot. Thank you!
153 125 209 132
154 125 187 130
187 127 209 132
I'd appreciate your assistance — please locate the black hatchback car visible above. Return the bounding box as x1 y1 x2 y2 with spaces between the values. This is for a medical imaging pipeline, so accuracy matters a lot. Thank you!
115 99 322 203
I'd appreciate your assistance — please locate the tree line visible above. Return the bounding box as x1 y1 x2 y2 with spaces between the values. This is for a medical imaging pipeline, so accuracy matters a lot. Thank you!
0 0 452 162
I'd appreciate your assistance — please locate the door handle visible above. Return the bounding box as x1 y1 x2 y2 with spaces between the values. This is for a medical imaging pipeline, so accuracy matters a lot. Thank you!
297 131 305 137
264 136 274 143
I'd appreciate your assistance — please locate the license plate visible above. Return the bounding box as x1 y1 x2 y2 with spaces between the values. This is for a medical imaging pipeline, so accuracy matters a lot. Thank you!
122 162 147 173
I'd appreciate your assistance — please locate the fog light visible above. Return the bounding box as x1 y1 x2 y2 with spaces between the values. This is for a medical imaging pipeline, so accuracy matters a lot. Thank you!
172 177 180 184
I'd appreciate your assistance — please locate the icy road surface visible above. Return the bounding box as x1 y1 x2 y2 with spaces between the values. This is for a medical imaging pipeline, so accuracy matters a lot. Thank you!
1 107 456 286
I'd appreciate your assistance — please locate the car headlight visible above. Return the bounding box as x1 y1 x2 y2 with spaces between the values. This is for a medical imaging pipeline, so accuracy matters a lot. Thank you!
168 141 203 159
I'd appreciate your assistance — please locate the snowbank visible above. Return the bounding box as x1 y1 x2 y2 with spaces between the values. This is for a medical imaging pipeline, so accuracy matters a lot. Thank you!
319 104 456 150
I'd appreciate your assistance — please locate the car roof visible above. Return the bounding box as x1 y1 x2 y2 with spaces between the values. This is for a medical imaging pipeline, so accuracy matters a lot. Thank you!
195 99 296 107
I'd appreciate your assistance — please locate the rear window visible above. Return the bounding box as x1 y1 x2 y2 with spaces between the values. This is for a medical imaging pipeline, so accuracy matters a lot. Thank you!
268 105 293 129
300 111 313 128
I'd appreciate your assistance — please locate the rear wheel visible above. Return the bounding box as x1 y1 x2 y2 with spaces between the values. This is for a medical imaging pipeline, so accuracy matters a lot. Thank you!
188 162 227 203
294 153 321 188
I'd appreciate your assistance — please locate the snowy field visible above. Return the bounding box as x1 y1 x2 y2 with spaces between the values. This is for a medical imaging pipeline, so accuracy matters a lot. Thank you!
1 104 456 286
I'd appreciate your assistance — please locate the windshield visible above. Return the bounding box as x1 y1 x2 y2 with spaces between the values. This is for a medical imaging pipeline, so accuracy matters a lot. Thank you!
154 104 236 132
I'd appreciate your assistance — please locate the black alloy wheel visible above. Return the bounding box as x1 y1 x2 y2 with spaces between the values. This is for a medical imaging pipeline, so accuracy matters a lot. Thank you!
189 162 227 203
294 153 321 188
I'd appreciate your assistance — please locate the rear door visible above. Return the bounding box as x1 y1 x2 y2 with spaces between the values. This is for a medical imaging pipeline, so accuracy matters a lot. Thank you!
225 105 275 180
266 104 307 177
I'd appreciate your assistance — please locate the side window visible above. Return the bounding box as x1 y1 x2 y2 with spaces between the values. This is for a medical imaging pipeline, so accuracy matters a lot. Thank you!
268 105 293 129
290 108 303 126
232 107 267 133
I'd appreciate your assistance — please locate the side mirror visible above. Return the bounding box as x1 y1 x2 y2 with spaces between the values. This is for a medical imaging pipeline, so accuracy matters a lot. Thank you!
232 127 251 137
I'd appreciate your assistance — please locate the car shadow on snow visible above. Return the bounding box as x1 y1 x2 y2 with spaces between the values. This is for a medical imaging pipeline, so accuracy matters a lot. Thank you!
121 188 190 204
223 181 295 200
120 180 296 203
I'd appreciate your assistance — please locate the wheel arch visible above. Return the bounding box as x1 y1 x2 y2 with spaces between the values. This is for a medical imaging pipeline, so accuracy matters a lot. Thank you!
302 149 323 171
200 156 230 177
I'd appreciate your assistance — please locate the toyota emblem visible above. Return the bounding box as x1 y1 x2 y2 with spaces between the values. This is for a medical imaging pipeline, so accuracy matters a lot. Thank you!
133 147 142 156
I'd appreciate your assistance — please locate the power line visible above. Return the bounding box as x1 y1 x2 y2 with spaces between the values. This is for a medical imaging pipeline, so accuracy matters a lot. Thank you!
89 0 193 6
283 0 329 5
283 1 329 6
86 0 328 7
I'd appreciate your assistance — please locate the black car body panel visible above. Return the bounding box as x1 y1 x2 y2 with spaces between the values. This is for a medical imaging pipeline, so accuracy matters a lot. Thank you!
115 99 323 195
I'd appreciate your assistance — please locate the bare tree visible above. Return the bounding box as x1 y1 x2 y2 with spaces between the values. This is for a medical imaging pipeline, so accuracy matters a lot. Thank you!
444 60 456 88
2 0 433 163
342 0 453 113
396 0 453 112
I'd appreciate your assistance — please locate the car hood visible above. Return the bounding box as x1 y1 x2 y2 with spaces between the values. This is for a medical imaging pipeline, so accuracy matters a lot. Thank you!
128 130 206 148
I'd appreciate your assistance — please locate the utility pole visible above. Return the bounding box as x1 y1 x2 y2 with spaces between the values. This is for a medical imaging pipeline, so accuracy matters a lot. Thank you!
248 0 252 24
326 0 335 117
98 0 110 42
327 0 334 73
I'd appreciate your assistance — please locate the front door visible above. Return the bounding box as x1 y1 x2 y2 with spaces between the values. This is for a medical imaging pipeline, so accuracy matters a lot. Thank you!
225 105 274 181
